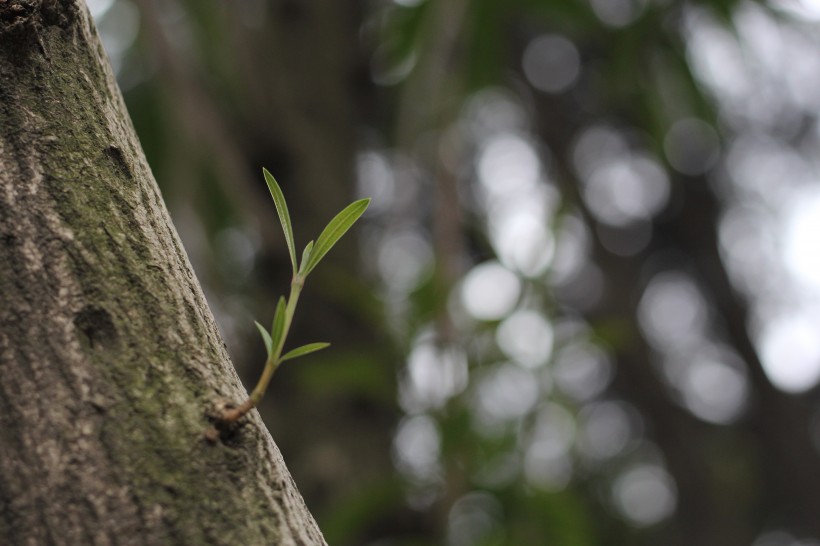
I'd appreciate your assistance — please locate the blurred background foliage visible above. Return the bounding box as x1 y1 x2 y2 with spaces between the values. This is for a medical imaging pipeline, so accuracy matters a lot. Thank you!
91 0 820 543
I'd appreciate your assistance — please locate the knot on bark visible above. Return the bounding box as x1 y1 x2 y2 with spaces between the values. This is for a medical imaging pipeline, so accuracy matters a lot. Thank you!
0 0 41 33
74 305 119 350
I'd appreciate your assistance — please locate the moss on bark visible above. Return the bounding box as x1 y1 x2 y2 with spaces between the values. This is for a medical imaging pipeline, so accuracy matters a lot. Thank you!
0 2 326 544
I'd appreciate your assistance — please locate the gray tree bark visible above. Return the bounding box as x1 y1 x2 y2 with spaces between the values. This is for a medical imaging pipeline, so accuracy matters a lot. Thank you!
0 1 326 544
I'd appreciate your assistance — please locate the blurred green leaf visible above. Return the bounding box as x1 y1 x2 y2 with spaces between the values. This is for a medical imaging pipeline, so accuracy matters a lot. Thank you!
262 168 298 274
254 320 273 358
281 342 330 362
299 240 315 275
304 198 370 275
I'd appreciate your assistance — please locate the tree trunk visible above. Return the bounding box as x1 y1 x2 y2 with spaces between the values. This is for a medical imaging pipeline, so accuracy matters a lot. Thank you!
0 1 326 544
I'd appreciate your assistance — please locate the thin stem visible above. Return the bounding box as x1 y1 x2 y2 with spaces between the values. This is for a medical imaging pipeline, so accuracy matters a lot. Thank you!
250 277 302 404
218 275 304 424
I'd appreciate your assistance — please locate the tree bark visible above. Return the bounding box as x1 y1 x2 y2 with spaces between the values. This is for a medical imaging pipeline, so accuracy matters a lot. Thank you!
0 1 326 544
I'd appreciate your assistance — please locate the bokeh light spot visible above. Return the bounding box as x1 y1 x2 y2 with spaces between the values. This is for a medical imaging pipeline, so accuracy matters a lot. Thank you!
772 0 820 21
393 415 442 484
522 34 581 94
784 188 820 292
752 530 820 546
572 125 629 180
447 492 503 546
664 118 720 176
356 151 396 213
402 340 469 411
489 208 555 277
473 363 539 431
678 348 749 424
461 261 521 321
583 154 670 226
477 133 541 195
596 221 653 257
612 464 677 526
589 0 647 28
638 272 708 350
552 342 613 401
496 310 554 368
214 227 258 282
97 0 140 57
759 313 820 393
88 0 115 18
377 230 433 292
577 401 638 461
524 403 576 490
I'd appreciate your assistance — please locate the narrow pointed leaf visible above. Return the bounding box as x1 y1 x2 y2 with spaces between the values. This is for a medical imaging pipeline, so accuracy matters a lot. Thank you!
281 342 331 362
304 198 371 275
263 168 298 274
298 240 314 275
270 296 287 355
254 321 273 358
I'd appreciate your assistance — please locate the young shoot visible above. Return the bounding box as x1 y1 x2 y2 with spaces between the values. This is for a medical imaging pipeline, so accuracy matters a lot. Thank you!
217 168 370 424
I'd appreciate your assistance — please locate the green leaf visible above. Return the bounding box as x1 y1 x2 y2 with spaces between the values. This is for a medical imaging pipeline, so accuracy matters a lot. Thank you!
270 296 287 355
298 240 314 275
263 168 298 274
281 342 331 362
304 198 371 275
254 320 273 358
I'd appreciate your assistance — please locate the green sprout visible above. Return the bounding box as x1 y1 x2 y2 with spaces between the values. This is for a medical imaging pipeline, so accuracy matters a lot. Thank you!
218 168 370 424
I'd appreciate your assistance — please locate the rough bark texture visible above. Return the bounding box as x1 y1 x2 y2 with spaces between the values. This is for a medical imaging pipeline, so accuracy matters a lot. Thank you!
0 1 327 544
